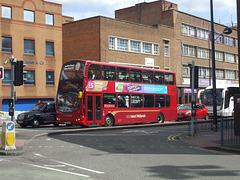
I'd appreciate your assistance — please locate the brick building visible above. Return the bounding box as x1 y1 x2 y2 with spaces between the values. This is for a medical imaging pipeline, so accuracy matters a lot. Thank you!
63 0 238 104
0 0 62 111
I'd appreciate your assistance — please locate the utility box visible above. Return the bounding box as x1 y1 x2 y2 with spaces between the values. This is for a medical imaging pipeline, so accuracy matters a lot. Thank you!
1 121 16 150
234 94 240 136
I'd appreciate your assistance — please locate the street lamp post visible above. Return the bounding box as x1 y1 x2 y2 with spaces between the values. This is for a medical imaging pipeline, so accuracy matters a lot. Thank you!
210 0 232 131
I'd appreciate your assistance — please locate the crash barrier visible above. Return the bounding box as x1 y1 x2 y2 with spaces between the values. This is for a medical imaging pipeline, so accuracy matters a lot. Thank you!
1 121 16 150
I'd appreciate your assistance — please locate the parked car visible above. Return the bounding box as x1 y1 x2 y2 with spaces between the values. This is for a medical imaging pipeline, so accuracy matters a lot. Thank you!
17 101 57 128
177 104 209 121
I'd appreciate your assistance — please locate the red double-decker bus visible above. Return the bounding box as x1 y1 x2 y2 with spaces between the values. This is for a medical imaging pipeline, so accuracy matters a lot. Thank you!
56 59 177 127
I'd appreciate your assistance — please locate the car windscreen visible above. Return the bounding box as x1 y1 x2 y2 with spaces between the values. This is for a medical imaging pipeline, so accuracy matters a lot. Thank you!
179 105 191 110
31 103 45 111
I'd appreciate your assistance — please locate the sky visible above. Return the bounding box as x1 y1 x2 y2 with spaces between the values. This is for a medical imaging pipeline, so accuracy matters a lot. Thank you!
47 0 237 26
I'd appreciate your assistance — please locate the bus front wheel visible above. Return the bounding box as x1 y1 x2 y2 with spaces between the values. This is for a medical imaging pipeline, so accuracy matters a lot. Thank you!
104 115 114 127
157 113 164 123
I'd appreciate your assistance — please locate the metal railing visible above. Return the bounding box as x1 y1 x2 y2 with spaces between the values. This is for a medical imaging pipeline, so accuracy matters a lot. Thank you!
190 117 240 146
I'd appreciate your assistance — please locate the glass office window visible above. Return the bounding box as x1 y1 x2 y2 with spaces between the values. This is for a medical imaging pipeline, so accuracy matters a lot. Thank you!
1 36 12 53
24 70 35 85
1 6 11 19
45 13 54 25
24 39 35 55
24 10 35 22
46 41 54 56
46 71 54 85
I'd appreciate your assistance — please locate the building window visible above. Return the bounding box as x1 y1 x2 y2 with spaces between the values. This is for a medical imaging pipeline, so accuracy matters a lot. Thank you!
1 36 12 53
224 36 235 46
199 67 210 78
24 9 35 23
46 71 54 86
225 53 235 63
46 41 54 56
214 33 223 44
109 37 115 50
216 69 224 79
142 42 152 54
182 65 190 76
182 24 196 37
24 39 35 55
1 6 11 19
154 44 159 55
236 55 238 64
215 51 224 61
198 47 209 59
45 13 54 25
117 38 128 51
225 70 235 79
2 69 11 85
183 45 196 57
197 28 210 41
130 40 140 53
24 70 35 85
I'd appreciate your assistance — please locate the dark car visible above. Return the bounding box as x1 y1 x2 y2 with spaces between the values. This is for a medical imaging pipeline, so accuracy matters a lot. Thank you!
17 101 57 128
177 104 209 121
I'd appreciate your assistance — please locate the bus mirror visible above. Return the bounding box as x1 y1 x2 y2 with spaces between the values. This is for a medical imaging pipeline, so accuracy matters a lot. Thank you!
78 91 82 98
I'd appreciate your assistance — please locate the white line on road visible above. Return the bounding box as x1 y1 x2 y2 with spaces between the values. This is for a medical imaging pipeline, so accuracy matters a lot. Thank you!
22 162 89 178
34 153 105 174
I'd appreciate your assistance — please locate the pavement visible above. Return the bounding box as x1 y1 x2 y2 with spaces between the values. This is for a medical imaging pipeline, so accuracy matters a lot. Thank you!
1 122 240 156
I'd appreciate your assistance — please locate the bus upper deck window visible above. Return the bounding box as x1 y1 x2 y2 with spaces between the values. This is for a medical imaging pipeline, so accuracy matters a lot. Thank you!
88 64 101 80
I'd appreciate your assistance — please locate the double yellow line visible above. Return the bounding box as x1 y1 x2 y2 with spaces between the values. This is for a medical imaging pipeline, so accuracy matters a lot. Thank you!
167 134 181 141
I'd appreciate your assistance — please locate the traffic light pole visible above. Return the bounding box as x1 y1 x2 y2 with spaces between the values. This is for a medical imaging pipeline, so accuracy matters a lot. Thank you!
190 61 195 136
9 56 16 121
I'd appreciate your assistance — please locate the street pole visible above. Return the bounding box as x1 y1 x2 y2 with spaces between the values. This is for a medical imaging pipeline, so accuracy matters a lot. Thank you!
190 61 195 136
210 0 218 131
237 0 240 91
9 56 16 122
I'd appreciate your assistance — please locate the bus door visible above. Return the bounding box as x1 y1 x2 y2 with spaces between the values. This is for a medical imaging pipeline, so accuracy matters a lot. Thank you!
86 94 102 125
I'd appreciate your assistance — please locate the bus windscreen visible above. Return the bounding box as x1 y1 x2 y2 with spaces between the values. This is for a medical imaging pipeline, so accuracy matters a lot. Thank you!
57 61 85 113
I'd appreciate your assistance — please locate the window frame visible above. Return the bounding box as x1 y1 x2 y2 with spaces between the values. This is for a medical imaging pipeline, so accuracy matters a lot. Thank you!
46 41 54 56
1 36 12 53
24 39 35 55
46 71 54 86
2 69 11 85
1 6 12 19
24 70 35 85
45 13 54 25
24 9 35 23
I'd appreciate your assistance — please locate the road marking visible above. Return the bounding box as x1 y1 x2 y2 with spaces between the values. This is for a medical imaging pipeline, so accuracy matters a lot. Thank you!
167 134 181 141
34 153 104 174
22 162 89 178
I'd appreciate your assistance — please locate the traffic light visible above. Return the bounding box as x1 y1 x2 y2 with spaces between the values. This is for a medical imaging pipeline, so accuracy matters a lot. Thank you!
14 60 24 86
0 66 4 79
9 99 14 107
191 101 197 117
191 100 196 109
190 66 199 89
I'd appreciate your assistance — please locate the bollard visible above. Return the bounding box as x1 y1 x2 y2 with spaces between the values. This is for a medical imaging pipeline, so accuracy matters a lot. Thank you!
1 121 16 150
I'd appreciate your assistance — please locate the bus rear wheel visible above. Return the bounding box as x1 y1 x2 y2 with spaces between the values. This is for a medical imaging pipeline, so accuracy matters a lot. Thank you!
157 113 164 123
104 115 114 127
